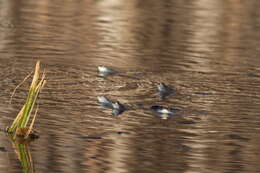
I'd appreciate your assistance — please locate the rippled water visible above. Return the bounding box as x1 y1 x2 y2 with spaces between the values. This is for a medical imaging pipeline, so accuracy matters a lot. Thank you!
0 0 260 172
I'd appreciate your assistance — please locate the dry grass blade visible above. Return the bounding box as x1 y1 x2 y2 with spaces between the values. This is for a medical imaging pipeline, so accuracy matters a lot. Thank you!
25 105 38 139
7 105 25 133
10 71 33 104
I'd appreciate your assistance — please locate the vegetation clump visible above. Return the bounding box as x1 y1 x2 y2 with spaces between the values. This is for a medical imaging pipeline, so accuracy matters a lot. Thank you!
6 61 46 139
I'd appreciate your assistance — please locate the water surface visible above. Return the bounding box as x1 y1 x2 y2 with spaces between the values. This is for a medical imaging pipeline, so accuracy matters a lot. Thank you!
0 0 260 173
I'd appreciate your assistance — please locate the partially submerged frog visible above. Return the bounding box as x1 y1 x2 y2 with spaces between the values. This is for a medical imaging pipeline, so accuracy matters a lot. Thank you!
157 83 175 100
98 66 117 77
97 96 126 115
111 101 126 116
150 105 180 119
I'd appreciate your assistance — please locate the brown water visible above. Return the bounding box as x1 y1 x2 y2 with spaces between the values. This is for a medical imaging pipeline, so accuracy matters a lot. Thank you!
0 0 260 173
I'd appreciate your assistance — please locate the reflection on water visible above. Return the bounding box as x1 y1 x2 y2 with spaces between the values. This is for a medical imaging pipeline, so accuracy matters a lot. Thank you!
8 137 34 173
0 0 260 173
